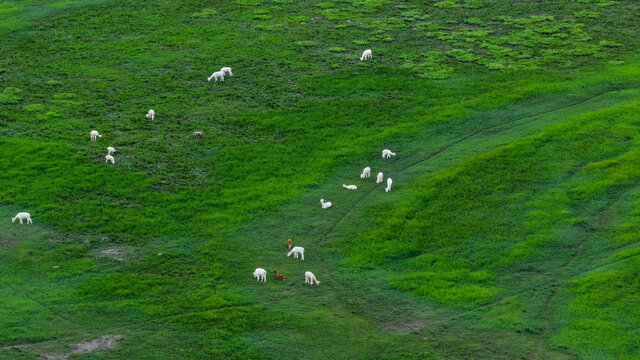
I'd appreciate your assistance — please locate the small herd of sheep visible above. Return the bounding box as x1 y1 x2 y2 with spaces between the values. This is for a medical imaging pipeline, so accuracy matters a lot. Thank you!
255 138 396 286
12 50 378 288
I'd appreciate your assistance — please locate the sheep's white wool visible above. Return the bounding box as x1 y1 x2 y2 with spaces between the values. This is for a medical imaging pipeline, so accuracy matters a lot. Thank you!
385 177 393 192
146 109 155 120
305 271 321 285
320 199 332 209
376 172 384 184
105 155 115 164
90 130 102 141
12 212 32 224
360 49 372 61
382 149 396 158
287 246 305 260
253 268 267 282
208 71 225 82
193 131 203 137
343 184 357 190
360 166 371 179
107 147 116 155
220 67 233 77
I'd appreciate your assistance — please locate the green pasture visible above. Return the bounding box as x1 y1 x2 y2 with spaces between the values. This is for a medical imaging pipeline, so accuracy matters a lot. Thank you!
0 0 639 359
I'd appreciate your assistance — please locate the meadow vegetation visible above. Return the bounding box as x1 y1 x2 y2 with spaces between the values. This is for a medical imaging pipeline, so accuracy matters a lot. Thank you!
0 0 639 359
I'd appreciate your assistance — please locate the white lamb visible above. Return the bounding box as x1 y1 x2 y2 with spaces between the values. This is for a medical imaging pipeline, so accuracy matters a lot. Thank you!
90 130 102 141
12 212 32 224
343 184 357 190
360 49 372 61
382 149 396 158
320 199 332 209
360 166 371 179
385 177 392 192
220 67 233 77
376 172 384 184
253 268 267 282
305 271 321 285
208 71 224 82
146 109 155 120
287 246 305 260
107 147 116 155
105 155 115 164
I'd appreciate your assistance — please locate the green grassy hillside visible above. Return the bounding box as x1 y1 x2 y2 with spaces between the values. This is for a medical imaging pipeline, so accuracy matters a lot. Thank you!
1 0 639 359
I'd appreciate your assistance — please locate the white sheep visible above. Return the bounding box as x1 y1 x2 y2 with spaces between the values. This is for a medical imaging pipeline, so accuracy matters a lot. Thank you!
146 109 155 120
253 268 267 282
320 199 332 209
193 131 203 137
385 177 392 192
360 49 372 61
305 271 321 285
376 172 384 184
343 184 357 190
208 71 224 82
220 67 233 77
12 212 32 224
382 149 396 158
107 147 116 155
90 130 102 141
360 166 371 179
287 246 305 260
105 155 115 164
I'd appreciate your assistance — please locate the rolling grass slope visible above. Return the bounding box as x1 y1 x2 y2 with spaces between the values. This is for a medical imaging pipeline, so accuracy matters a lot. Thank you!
1 0 639 359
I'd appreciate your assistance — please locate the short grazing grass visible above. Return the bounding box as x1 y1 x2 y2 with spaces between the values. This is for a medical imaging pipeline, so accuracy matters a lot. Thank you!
1 0 639 359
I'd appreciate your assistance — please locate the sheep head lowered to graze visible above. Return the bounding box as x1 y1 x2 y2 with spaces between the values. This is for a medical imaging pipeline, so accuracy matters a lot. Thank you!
343 184 357 190
385 177 393 192
107 147 116 155
273 269 285 280
360 166 371 179
90 130 102 141
146 109 155 120
192 131 203 137
360 49 372 61
253 268 267 282
382 149 396 158
305 271 320 285
207 71 224 82
220 67 233 77
12 212 32 224
105 155 115 164
287 246 305 260
376 172 383 184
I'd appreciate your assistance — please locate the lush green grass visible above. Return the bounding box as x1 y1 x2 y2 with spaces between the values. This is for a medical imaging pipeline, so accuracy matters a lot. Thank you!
1 0 639 359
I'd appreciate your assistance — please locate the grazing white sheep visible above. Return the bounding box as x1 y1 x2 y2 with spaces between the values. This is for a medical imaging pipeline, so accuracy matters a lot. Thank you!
305 271 321 285
360 166 371 179
320 199 332 209
90 130 102 141
376 172 384 184
360 49 372 61
146 109 155 120
220 67 233 77
382 149 396 158
287 246 305 260
343 184 357 190
253 268 267 282
12 212 32 224
208 71 225 82
105 155 115 164
385 177 392 192
107 147 116 155
192 131 203 137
